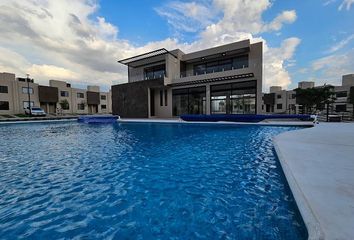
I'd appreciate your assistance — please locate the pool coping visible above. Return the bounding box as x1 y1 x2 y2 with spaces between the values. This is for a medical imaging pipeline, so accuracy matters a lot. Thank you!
118 118 315 127
273 134 324 240
274 123 354 240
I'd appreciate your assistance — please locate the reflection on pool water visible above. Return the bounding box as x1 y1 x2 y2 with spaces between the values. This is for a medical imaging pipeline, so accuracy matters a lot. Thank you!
0 122 308 239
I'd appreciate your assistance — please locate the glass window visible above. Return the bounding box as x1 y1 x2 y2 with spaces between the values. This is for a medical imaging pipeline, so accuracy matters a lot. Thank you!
164 90 168 106
211 81 256 114
194 64 206 75
22 87 33 94
232 55 249 69
172 87 206 116
277 104 283 109
77 92 84 98
335 104 346 112
336 91 347 98
101 95 106 100
0 86 8 93
144 64 165 80
23 101 34 109
77 103 85 110
206 61 219 74
160 90 163 106
61 91 69 97
277 94 282 99
101 105 107 109
0 101 9 110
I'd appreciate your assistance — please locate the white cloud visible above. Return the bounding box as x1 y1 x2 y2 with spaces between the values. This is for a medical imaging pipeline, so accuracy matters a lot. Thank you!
155 1 215 33
311 49 354 85
339 0 354 10
328 34 354 53
263 10 297 32
263 38 301 89
0 0 299 91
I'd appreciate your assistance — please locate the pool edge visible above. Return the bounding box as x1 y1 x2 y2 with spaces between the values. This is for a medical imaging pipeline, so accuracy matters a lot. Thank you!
273 130 324 240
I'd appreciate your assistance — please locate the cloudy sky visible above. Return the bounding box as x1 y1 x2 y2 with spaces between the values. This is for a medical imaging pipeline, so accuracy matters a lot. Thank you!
0 0 353 91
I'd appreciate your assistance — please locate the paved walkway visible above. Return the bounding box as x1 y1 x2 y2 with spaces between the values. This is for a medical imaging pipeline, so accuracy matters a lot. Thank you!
274 123 354 240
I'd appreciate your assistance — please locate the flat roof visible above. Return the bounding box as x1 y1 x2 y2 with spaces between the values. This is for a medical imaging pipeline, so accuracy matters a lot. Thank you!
118 48 177 67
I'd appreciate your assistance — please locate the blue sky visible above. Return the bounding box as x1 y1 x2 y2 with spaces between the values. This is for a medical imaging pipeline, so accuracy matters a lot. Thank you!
0 0 353 91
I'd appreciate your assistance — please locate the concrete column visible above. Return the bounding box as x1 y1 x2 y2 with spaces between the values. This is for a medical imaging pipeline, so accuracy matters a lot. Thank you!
206 84 211 115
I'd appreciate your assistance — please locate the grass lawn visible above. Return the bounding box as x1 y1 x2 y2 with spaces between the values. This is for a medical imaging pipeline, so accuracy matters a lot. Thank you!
14 114 32 118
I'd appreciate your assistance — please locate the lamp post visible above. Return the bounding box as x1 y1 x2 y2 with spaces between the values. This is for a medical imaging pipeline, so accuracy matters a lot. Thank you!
26 74 31 116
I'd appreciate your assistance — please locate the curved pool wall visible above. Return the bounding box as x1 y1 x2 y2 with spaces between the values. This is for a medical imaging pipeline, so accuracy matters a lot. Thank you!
0 122 308 239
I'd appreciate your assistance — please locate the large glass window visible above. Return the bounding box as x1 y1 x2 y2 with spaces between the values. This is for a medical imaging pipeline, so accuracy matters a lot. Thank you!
144 64 166 80
172 87 206 116
193 55 249 76
211 81 256 114
77 92 84 98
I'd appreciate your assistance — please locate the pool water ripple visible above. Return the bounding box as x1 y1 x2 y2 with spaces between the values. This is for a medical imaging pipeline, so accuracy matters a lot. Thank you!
0 122 307 239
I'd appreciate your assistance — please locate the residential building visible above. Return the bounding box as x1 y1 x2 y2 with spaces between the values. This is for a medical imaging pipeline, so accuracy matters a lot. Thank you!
0 73 40 115
112 39 263 118
0 72 112 115
262 75 354 117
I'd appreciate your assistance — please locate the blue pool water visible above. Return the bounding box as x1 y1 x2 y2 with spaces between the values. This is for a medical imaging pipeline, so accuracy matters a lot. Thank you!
0 122 308 239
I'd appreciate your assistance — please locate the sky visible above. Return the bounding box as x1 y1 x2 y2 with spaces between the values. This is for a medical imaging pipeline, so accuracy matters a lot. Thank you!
0 0 353 92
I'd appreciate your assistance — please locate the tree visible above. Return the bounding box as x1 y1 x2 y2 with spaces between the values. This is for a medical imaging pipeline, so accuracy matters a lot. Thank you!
59 99 69 110
295 85 336 120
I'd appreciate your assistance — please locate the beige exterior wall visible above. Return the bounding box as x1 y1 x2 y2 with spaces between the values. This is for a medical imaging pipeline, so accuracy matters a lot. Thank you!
1 73 112 116
0 73 17 115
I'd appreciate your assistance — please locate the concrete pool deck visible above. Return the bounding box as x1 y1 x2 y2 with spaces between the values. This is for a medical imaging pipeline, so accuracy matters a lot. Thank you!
274 123 354 240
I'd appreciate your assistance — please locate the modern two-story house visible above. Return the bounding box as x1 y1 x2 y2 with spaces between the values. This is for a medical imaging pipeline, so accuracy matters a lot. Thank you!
112 39 263 118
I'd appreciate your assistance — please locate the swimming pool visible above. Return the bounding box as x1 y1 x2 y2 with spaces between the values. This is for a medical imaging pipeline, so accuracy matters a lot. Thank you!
0 122 308 239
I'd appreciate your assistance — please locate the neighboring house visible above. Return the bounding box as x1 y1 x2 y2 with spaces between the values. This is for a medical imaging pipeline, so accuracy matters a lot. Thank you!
112 39 263 118
261 75 354 116
0 73 40 115
0 72 112 115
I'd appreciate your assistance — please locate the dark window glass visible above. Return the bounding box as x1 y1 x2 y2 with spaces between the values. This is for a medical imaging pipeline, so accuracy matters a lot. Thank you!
211 80 256 114
193 55 249 76
144 64 165 80
232 55 249 69
77 103 85 110
77 92 84 98
206 61 219 74
194 64 206 75
277 94 282 99
101 95 106 100
101 105 107 109
164 90 168 106
219 59 232 71
160 90 163 106
277 104 283 109
61 91 69 97
336 91 347 98
0 101 9 110
0 86 9 93
335 104 346 112
172 87 206 116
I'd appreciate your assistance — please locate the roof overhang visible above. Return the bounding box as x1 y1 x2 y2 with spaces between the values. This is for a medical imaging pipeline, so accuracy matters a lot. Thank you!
118 48 177 68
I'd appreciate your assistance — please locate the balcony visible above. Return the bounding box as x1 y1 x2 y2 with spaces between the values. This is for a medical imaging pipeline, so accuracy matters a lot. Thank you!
171 63 258 86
